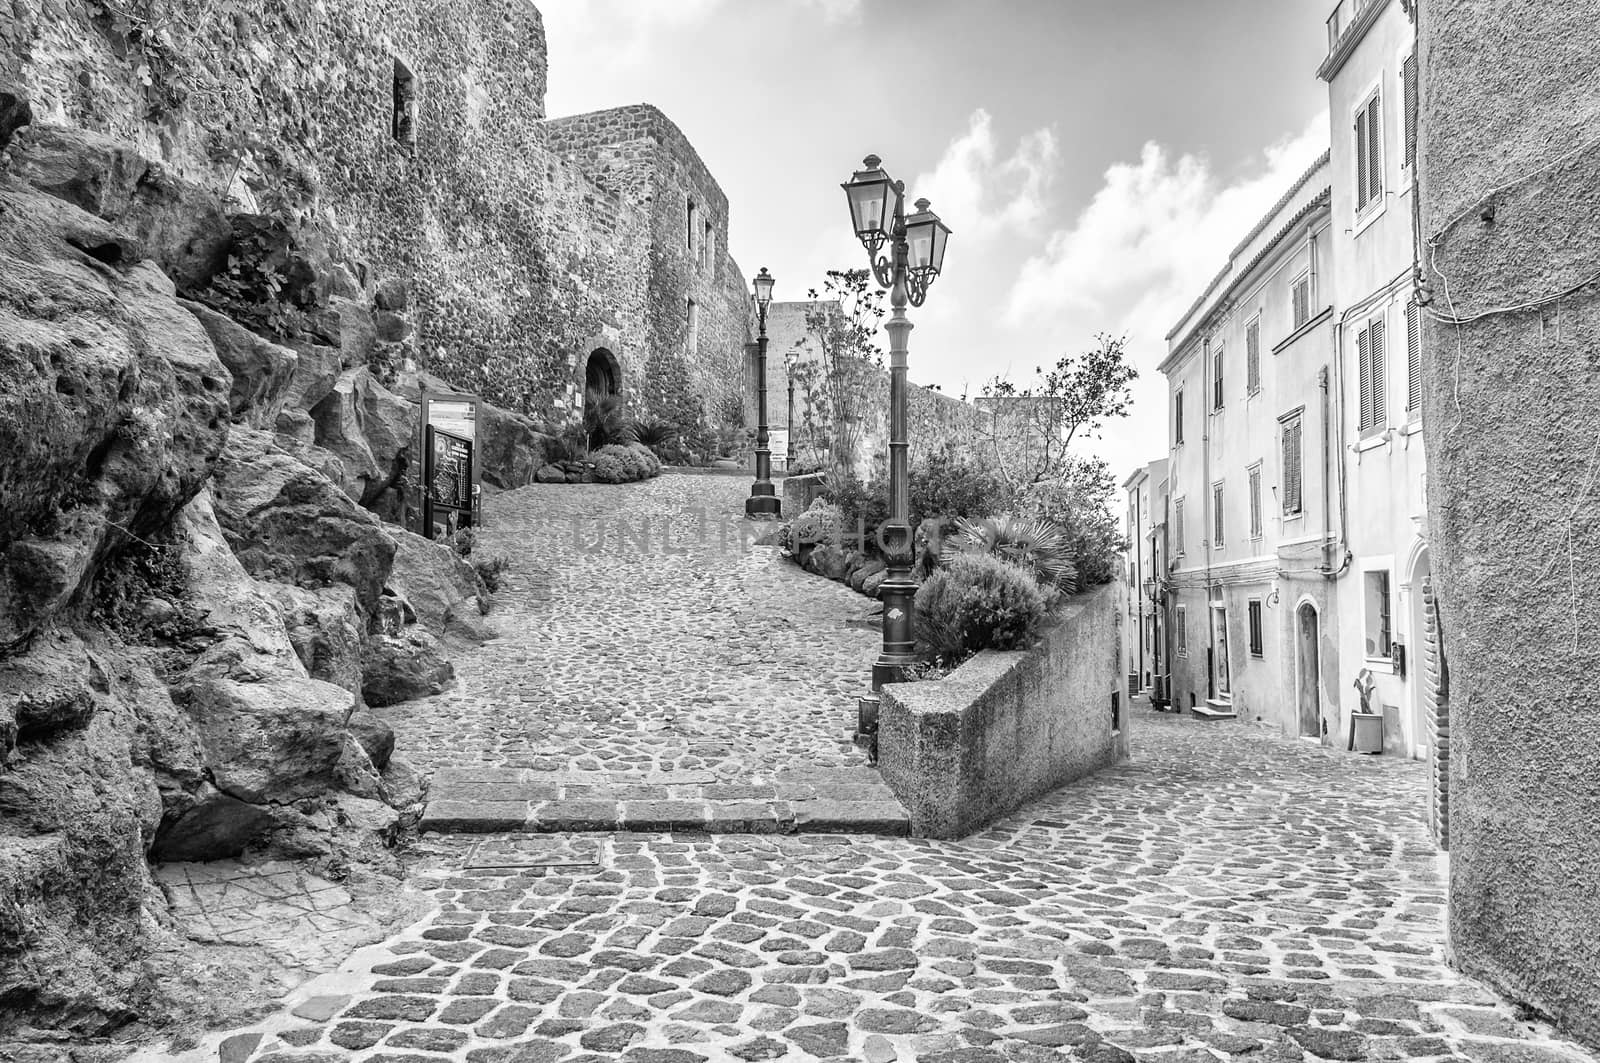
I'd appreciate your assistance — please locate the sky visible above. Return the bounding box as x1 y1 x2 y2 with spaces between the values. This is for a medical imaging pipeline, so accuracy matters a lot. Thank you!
538 0 1335 481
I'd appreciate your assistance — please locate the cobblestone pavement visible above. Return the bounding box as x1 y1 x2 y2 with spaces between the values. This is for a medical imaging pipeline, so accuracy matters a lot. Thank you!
378 475 877 780
184 711 1595 1063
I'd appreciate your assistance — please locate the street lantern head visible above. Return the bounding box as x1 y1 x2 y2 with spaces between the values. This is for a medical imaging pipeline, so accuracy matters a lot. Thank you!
753 266 775 309
842 154 895 256
904 197 951 281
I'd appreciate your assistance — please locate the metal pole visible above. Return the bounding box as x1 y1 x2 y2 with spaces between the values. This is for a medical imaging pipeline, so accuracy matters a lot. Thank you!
873 185 916 690
746 302 780 516
786 368 796 468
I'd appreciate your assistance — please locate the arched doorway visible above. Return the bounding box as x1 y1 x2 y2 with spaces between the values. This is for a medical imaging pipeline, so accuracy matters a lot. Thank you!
1406 546 1433 760
582 348 621 436
1296 602 1321 738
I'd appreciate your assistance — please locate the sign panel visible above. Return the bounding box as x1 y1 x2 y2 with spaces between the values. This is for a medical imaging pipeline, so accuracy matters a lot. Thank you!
423 425 474 540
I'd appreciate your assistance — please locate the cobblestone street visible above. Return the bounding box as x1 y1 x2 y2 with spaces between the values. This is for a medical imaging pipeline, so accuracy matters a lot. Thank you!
380 475 876 780
178 708 1593 1063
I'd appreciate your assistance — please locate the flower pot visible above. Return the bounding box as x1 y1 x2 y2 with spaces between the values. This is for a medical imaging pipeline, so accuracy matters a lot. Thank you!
1349 711 1384 754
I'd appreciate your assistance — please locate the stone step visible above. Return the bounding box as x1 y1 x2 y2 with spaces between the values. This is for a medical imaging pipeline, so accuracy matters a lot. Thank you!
418 766 910 836
1191 699 1239 721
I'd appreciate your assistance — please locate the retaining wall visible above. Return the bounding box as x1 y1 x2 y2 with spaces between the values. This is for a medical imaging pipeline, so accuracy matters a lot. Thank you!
878 580 1128 839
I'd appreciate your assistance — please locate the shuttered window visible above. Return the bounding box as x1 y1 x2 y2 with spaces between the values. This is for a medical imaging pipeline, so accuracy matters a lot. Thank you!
1358 314 1387 433
1281 413 1304 516
1248 463 1263 538
1212 482 1224 546
1213 345 1224 410
1177 605 1188 655
1406 298 1422 412
1292 276 1310 329
1246 319 1261 394
1355 92 1383 213
1174 498 1185 555
1175 388 1185 444
1248 599 1264 657
1403 52 1419 172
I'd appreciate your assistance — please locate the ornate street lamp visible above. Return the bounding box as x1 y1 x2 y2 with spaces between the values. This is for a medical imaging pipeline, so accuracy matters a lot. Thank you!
785 356 797 470
745 267 781 518
841 154 952 691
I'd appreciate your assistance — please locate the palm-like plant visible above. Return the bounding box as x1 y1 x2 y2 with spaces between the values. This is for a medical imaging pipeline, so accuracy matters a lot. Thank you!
583 391 637 451
941 514 1077 591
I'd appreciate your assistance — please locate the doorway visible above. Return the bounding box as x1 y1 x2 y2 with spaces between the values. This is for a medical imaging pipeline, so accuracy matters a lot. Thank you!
1210 604 1231 698
1296 603 1321 738
1406 547 1432 760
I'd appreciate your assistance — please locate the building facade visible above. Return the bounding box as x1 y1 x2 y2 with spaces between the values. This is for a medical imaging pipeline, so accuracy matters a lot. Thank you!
1144 0 1428 764
1123 460 1168 699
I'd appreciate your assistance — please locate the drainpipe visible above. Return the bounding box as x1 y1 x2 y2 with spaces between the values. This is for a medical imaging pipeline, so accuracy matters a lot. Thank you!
1320 365 1334 574
1201 335 1216 701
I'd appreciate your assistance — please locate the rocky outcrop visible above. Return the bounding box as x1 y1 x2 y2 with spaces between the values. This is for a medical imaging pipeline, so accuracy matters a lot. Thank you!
361 628 455 707
182 299 299 428
387 528 492 644
0 79 30 151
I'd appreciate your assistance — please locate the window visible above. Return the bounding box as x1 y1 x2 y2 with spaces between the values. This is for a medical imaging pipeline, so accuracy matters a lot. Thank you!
1246 317 1261 394
1280 411 1304 516
701 219 714 268
685 298 699 354
1364 569 1393 658
1248 599 1264 657
1212 344 1224 410
687 199 697 251
1211 481 1224 547
1177 605 1188 656
1292 273 1311 329
1248 463 1263 539
1357 313 1388 435
1406 298 1422 413
1174 389 1185 444
1354 90 1384 215
1402 51 1419 174
391 58 418 147
1174 498 1185 556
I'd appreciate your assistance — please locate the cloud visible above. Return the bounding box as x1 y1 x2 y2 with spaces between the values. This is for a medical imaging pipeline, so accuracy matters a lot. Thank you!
797 0 862 24
912 109 1058 240
539 0 726 86
1004 111 1329 343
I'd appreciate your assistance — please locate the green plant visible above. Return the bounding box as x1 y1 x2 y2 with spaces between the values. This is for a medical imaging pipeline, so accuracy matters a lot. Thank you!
89 531 208 647
943 514 1076 591
632 420 678 453
626 442 662 477
1016 457 1127 589
450 527 476 558
474 555 510 593
591 451 628 484
913 553 1048 657
818 472 888 551
909 446 1014 531
789 499 845 549
195 211 325 341
541 430 585 465
583 391 637 451
791 268 887 479
593 443 651 482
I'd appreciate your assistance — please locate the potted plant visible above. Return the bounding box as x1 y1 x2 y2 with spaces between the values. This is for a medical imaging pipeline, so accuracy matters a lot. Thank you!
1350 668 1384 754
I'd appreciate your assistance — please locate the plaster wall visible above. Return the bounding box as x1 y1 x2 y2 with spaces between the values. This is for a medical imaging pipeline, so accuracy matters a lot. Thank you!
1418 0 1600 1046
878 580 1127 839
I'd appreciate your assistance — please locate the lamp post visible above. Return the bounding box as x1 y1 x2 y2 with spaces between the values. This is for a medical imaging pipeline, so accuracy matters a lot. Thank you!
745 267 781 518
841 154 952 690
786 359 797 471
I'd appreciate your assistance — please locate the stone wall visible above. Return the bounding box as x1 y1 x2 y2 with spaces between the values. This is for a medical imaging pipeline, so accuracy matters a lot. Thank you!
1419 0 1600 1048
878 581 1128 838
2 0 752 432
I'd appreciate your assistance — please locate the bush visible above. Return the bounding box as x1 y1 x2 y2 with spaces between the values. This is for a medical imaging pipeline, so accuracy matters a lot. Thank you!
592 443 651 483
474 555 510 593
942 514 1076 591
909 447 1013 530
584 392 637 450
1016 465 1126 590
789 498 845 549
913 553 1048 658
591 451 627 483
626 441 661 477
819 472 888 551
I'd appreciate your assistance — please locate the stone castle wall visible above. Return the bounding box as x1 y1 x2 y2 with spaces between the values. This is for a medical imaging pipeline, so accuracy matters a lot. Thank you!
2 0 751 431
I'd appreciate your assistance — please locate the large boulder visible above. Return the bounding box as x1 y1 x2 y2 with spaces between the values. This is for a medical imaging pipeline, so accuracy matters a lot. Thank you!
361 628 454 707
0 181 232 648
182 300 298 428
309 367 415 510
477 401 549 489
148 784 276 862
210 428 397 616
4 123 231 289
0 79 31 152
280 342 343 413
387 527 490 643
268 583 366 696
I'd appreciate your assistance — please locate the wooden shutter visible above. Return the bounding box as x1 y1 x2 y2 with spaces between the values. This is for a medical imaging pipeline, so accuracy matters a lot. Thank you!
1357 326 1373 429
1249 465 1262 537
1175 389 1184 443
1247 320 1260 392
1367 95 1383 202
1403 52 1419 171
1406 299 1422 410
1293 278 1309 328
1355 110 1370 208
1214 347 1224 409
1370 315 1387 426
1248 600 1263 656
1282 417 1303 515
1213 483 1224 544
1175 499 1185 553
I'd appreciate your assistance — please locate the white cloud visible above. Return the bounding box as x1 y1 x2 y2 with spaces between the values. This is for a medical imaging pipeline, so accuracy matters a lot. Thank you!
1004 110 1329 342
539 0 726 88
797 0 862 24
912 109 1058 240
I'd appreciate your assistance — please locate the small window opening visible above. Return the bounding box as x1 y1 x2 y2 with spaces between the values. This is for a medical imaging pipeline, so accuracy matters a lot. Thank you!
392 58 418 148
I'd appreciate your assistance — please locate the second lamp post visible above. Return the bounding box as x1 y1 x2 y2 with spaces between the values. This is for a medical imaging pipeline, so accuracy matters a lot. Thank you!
745 267 781 518
840 154 952 689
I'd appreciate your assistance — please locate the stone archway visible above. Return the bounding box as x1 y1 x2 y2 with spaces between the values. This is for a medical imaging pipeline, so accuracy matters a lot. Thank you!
582 348 621 436
1296 602 1322 739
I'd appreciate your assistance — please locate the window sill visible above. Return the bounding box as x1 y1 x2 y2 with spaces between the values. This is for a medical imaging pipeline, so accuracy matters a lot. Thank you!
1354 199 1387 237
1272 306 1334 355
1402 417 1422 436
1362 657 1395 676
1282 512 1305 523
1354 432 1388 453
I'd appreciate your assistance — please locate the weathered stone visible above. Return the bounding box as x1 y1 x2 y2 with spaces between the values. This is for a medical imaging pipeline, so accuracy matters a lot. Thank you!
348 710 397 768
309 367 416 511
269 582 366 694
375 277 409 311
536 464 567 483
1288 1027 1369 1061
149 783 276 861
361 627 455 707
387 526 491 642
183 300 299 427
786 1022 849 1057
0 79 31 150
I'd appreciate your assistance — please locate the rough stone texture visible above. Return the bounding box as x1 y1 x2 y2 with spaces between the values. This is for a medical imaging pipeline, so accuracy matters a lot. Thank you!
385 527 489 645
361 628 455 708
1419 1 1600 1050
182 300 300 429
198 710 1594 1063
0 78 31 150
5 1 754 437
879 580 1128 839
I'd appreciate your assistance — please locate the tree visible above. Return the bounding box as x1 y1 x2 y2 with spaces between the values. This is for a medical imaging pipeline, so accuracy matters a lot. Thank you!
788 269 886 482
979 333 1137 489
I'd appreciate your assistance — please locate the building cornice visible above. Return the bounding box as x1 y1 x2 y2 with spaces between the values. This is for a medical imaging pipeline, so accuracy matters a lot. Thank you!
1317 0 1394 83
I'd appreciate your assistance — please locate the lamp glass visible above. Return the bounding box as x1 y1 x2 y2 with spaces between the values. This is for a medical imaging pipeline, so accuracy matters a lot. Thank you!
753 268 775 308
843 172 892 243
904 210 951 275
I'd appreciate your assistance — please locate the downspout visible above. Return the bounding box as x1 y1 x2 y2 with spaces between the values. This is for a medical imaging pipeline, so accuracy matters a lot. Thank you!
1201 335 1215 701
1320 365 1334 574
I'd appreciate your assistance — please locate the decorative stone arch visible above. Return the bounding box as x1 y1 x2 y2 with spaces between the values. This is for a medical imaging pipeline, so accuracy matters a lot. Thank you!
1293 595 1324 740
584 346 621 399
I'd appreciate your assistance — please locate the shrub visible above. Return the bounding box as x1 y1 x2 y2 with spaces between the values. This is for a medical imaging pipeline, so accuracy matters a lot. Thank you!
819 472 889 551
1016 464 1126 590
583 391 637 450
790 498 845 549
626 441 662 477
942 514 1076 591
591 451 627 483
593 443 651 482
909 447 1013 531
474 555 510 593
913 552 1048 658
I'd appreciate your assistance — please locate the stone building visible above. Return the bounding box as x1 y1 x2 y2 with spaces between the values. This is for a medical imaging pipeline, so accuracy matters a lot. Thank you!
1418 0 1600 1048
1122 459 1168 698
3 0 755 436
